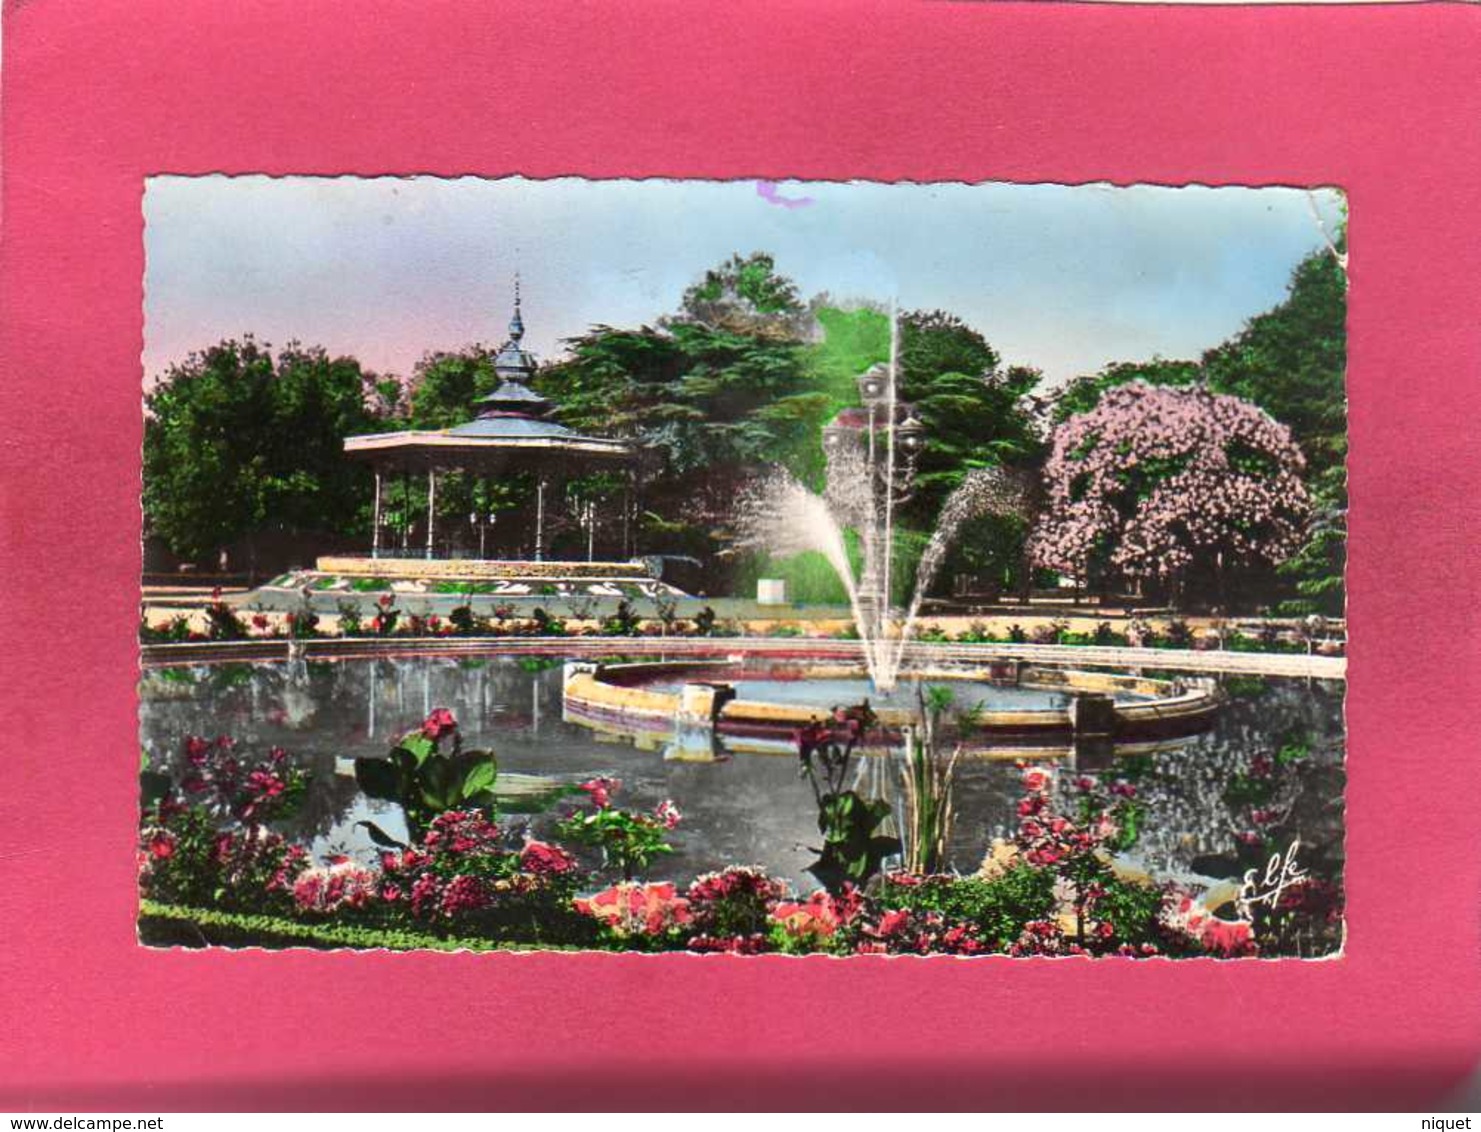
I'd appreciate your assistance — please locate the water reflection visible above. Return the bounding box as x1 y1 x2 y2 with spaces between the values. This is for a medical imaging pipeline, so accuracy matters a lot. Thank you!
139 657 1345 892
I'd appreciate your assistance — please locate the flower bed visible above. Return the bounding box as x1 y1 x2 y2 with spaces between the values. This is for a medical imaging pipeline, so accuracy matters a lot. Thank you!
138 707 1342 957
140 595 1344 658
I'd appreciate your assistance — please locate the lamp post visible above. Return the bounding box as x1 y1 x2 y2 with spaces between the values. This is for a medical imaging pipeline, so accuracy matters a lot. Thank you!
568 494 598 562
822 315 927 662
469 510 497 559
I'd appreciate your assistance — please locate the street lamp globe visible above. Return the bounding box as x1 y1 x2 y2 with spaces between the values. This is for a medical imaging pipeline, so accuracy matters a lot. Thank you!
896 412 927 454
856 363 889 407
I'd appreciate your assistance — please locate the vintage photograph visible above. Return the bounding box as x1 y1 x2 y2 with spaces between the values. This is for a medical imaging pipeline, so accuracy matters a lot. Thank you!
137 176 1347 958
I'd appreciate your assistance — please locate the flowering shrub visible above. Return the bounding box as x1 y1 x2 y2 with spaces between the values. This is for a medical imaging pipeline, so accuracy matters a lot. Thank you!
867 868 1057 953
1030 382 1310 599
139 613 197 643
1162 895 1257 958
369 592 400 636
373 809 588 939
795 703 899 892
174 734 308 826
138 734 309 915
574 882 692 947
684 866 786 953
292 860 380 915
556 779 681 881
854 905 993 956
770 886 863 951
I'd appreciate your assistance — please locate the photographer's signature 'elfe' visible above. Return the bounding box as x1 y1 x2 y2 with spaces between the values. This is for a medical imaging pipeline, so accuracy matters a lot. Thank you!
1237 839 1308 918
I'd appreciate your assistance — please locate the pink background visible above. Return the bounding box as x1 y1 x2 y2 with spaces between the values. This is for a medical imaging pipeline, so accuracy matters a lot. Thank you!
2 0 1479 1111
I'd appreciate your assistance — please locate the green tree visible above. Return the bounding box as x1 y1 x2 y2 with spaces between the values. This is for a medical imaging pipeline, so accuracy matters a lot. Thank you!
895 312 1043 594
1202 244 1347 614
406 347 499 428
143 338 390 561
678 251 807 338
535 256 825 574
899 309 1000 387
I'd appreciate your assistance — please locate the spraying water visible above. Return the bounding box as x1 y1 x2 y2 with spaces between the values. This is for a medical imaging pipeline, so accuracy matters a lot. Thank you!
738 305 1027 691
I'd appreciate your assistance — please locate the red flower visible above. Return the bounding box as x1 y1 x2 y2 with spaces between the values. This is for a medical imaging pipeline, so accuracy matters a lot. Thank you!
421 708 458 741
520 839 577 877
877 910 910 936
1021 767 1052 793
440 874 489 917
146 830 176 860
578 776 619 810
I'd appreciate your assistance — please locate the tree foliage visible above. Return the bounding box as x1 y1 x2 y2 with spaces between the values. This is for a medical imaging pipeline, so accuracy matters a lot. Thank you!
678 251 808 338
534 255 828 567
1202 246 1347 613
143 338 392 560
406 348 500 429
1029 382 1310 605
1042 242 1347 612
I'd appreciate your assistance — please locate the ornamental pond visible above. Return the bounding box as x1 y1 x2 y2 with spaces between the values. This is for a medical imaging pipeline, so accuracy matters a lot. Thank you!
138 652 1345 897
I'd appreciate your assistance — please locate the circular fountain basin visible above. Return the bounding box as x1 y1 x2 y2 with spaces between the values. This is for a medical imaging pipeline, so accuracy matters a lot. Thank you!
562 658 1222 750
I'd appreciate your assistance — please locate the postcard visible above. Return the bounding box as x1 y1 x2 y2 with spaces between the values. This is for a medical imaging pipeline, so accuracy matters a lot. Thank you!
136 175 1347 961
4 0 1478 1111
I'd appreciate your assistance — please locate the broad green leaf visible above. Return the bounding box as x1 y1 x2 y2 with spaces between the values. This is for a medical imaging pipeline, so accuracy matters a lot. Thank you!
459 756 498 798
396 732 436 766
353 757 402 802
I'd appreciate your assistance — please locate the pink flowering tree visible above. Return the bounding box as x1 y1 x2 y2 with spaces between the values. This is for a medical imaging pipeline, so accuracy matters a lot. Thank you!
1028 381 1310 605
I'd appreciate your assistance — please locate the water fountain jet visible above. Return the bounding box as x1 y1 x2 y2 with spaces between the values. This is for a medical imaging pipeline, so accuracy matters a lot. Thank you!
738 303 1026 692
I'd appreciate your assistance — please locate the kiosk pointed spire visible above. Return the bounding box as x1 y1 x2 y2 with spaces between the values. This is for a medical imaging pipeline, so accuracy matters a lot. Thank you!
508 272 525 343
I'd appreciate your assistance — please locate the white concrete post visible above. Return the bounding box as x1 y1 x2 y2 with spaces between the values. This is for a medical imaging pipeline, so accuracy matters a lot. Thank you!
371 469 382 558
535 476 547 562
425 469 437 560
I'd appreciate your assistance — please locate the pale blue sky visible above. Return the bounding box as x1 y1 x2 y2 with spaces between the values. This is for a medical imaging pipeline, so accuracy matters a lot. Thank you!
143 176 1344 388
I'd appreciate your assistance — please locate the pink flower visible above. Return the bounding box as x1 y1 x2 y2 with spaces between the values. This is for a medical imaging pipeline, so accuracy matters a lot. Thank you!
421 708 457 741
1200 917 1257 958
440 874 489 917
575 882 692 937
292 861 378 914
654 799 683 830
423 810 501 857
